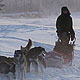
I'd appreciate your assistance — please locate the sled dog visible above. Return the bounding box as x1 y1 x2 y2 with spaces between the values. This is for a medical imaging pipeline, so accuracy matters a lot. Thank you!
14 50 27 80
21 39 46 72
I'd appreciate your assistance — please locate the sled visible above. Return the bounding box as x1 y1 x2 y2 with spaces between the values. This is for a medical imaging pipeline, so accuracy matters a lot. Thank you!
45 50 74 68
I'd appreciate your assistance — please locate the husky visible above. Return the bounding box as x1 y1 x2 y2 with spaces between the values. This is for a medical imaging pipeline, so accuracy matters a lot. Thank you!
14 50 27 80
27 47 46 72
21 39 46 73
0 56 15 75
0 61 15 75
0 59 15 80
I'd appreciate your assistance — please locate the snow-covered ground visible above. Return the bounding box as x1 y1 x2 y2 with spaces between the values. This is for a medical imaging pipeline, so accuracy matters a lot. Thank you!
0 12 80 80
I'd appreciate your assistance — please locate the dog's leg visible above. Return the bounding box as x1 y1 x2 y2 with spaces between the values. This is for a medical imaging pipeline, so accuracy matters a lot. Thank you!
41 57 46 68
20 68 23 80
23 64 27 80
38 56 46 68
20 65 25 80
18 68 21 80
6 75 10 80
16 65 22 80
32 61 38 73
23 69 27 80
38 56 46 72
38 60 43 72
26 59 30 72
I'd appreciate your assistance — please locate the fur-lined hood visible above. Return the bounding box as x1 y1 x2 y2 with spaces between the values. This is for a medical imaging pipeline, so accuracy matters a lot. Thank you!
61 6 71 16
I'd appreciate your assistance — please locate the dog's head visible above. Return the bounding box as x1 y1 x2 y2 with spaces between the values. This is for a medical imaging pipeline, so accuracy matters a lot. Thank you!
14 50 22 59
38 47 47 56
14 50 25 64
21 39 32 55
21 46 28 55
37 47 45 53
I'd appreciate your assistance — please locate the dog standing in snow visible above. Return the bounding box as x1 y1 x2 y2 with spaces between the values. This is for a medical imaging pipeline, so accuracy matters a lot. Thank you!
21 39 46 73
27 47 46 72
14 50 27 80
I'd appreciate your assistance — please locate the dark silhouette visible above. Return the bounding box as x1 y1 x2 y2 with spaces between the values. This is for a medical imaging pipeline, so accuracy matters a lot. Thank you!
56 6 75 43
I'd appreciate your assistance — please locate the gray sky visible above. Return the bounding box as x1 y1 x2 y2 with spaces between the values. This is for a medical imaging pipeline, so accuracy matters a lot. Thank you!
0 0 80 15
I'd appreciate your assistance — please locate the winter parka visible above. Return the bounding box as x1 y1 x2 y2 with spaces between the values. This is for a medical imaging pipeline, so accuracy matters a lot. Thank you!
56 7 75 41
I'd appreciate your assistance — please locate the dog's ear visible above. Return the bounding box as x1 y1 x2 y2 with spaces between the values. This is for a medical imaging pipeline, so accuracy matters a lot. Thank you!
26 39 32 50
42 48 45 51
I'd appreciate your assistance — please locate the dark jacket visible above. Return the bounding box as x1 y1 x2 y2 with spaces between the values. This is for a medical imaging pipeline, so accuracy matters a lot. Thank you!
56 7 75 40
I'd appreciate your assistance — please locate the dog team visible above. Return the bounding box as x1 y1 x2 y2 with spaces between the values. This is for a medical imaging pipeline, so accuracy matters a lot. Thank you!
0 39 47 80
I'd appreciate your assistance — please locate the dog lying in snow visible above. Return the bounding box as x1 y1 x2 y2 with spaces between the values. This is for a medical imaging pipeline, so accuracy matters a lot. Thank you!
0 61 15 75
21 39 46 72
0 56 15 75
14 50 27 80
0 56 15 80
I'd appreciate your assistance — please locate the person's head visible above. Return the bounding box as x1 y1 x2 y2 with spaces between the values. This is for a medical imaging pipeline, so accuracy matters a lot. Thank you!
61 6 70 15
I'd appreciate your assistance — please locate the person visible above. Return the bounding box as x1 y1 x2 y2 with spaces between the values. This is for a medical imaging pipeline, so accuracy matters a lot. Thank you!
56 6 75 42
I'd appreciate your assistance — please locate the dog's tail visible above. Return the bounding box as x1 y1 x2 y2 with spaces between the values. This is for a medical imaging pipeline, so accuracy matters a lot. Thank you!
26 39 32 50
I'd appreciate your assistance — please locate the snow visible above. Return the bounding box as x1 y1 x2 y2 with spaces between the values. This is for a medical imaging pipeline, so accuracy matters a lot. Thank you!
0 12 80 80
